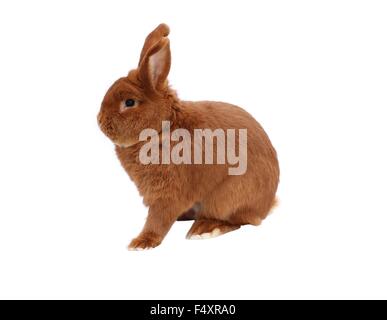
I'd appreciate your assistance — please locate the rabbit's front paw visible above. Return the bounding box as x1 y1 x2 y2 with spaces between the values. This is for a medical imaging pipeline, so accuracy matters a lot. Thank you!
128 232 161 251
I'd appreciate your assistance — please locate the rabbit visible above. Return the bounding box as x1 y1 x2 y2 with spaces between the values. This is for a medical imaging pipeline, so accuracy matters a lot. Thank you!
97 23 279 250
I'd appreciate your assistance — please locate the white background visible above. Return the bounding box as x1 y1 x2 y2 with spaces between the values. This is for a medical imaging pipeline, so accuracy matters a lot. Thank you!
0 0 386 300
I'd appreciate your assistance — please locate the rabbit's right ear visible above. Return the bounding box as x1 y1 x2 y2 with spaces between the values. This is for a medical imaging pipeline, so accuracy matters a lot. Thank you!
138 24 171 91
138 24 170 66
138 38 171 91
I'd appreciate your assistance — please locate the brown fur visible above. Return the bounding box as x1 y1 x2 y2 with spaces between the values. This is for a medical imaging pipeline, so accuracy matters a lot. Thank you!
97 24 280 250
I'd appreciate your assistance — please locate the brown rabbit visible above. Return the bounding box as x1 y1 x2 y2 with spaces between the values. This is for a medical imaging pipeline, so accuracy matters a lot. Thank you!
98 24 279 250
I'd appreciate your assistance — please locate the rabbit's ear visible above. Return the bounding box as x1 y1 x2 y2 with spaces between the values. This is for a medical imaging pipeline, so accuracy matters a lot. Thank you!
138 24 170 66
138 37 171 90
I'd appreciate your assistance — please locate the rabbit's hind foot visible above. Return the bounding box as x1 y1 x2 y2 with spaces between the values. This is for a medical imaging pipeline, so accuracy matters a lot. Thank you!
186 219 240 240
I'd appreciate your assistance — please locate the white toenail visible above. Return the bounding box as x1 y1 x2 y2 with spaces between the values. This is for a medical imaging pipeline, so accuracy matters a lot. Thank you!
200 232 211 239
188 228 222 240
201 228 221 239
189 234 202 240
128 247 146 251
212 228 221 237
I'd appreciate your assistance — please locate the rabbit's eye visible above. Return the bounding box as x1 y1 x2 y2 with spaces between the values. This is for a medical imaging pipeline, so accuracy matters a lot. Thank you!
125 99 136 108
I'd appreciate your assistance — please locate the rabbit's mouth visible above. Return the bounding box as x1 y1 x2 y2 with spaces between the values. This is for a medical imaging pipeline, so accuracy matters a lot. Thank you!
99 121 116 139
98 117 139 148
98 112 119 140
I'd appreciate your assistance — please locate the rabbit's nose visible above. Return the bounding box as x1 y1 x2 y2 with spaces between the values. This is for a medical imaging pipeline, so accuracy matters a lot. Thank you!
97 111 109 127
98 113 116 138
97 112 102 125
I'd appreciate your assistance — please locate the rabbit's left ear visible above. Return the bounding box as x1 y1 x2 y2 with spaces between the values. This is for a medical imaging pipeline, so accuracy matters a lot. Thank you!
139 37 171 91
